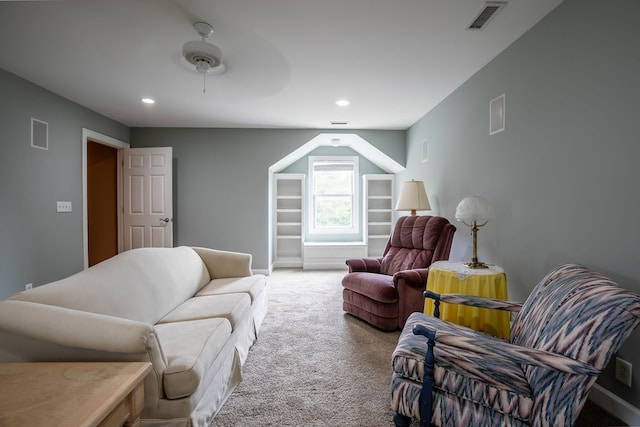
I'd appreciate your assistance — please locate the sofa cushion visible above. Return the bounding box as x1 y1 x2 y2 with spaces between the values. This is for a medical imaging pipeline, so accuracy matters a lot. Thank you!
155 318 231 399
158 294 250 330
195 276 266 302
8 247 210 325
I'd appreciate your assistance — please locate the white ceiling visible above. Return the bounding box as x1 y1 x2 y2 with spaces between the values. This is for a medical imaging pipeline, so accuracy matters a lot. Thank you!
0 0 563 130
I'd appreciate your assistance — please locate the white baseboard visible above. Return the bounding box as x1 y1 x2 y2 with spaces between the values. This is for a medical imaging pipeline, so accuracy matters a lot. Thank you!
302 261 349 270
272 257 303 269
303 242 366 270
588 383 640 426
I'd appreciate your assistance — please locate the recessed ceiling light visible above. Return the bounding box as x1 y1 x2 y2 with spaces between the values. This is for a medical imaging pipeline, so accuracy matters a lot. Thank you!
141 97 155 105
335 99 350 107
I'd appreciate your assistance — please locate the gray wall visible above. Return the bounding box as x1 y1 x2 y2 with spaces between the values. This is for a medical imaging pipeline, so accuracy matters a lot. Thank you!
401 0 640 406
130 128 405 269
0 69 129 299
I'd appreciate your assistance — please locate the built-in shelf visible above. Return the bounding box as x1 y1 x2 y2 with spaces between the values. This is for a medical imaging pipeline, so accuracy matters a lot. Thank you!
273 174 305 267
363 174 394 257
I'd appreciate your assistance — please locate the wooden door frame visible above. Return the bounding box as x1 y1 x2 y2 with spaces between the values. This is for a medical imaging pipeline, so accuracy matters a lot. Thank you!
82 128 129 269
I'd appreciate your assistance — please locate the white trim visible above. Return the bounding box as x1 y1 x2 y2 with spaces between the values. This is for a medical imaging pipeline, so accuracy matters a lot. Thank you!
269 133 404 174
81 128 129 269
588 383 640 426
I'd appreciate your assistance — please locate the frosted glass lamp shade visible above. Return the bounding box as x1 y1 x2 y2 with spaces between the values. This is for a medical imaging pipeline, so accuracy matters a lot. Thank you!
395 180 431 215
455 195 494 269
455 196 495 223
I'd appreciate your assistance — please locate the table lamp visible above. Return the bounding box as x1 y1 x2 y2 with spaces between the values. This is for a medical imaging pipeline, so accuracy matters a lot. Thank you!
455 195 495 269
395 180 431 216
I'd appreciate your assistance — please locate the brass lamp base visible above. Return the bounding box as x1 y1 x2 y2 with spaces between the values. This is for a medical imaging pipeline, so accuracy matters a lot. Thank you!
464 220 490 269
464 260 489 269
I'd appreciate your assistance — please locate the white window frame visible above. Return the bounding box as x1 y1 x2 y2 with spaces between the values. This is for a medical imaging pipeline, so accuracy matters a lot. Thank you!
308 156 359 236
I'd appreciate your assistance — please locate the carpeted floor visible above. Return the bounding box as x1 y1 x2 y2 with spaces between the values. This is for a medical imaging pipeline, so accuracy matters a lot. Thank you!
212 269 626 427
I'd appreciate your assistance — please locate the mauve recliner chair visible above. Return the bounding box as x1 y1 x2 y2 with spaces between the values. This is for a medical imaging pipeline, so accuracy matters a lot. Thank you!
342 215 456 331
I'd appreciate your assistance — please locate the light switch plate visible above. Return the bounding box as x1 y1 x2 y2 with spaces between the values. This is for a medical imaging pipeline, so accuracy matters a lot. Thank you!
56 201 72 212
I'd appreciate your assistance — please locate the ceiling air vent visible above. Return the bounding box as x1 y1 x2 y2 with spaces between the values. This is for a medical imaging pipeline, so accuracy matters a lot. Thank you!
330 121 349 126
467 1 507 30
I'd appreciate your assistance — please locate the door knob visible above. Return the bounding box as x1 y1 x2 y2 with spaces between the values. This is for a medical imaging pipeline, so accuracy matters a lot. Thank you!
159 218 171 223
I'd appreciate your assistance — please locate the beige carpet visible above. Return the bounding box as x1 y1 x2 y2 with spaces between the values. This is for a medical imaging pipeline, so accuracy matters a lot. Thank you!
212 269 625 427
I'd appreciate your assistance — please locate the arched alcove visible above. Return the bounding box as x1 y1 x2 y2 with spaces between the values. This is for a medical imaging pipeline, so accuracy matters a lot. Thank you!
268 133 404 270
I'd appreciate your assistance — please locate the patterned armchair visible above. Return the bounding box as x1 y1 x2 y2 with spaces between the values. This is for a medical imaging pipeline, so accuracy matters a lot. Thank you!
342 215 456 331
391 263 640 427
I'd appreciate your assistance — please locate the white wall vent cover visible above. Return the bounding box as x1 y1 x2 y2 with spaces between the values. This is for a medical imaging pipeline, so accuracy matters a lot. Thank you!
468 1 507 30
31 118 48 150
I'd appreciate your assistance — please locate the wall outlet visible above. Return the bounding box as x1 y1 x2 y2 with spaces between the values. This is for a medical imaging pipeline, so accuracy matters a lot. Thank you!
56 201 72 212
615 356 632 387
25 283 32 290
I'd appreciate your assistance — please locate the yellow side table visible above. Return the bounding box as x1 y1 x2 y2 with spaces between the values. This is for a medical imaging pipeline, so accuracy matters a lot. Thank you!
424 260 510 339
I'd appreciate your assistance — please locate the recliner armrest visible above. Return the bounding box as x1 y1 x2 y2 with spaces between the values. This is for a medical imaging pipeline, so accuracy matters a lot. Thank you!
393 268 430 289
345 257 383 273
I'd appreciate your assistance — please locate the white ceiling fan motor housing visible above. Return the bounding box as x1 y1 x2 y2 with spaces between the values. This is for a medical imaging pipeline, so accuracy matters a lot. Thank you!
182 22 225 75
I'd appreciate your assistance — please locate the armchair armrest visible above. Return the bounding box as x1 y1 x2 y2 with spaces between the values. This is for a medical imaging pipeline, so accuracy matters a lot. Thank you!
192 247 253 278
424 290 523 318
345 257 383 273
394 268 431 327
413 324 600 376
394 268 430 289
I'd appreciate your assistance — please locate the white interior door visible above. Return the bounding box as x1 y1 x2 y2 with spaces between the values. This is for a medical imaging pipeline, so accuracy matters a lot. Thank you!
123 147 173 250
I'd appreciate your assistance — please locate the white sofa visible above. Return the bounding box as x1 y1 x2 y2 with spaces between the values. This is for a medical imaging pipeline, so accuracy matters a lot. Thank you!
0 246 267 427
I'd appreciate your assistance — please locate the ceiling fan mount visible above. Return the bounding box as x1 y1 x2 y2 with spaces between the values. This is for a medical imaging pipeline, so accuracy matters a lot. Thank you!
182 21 225 76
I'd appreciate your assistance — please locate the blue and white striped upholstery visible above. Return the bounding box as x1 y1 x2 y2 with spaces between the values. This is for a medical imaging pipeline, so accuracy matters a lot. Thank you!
391 264 640 426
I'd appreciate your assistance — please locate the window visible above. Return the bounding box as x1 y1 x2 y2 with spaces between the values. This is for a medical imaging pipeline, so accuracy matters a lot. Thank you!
308 156 359 235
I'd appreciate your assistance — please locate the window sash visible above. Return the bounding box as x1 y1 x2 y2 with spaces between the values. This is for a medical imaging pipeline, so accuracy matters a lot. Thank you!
308 156 358 235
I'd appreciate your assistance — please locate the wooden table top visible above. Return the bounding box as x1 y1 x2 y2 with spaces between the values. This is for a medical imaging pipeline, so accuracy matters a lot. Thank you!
0 361 151 427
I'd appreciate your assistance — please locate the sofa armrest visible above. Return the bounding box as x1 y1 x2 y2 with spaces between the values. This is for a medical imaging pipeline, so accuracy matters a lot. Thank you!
345 257 383 273
0 300 159 354
0 300 168 400
192 247 253 278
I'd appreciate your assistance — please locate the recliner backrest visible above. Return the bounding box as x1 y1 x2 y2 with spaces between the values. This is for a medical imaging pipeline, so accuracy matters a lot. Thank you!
380 216 456 276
